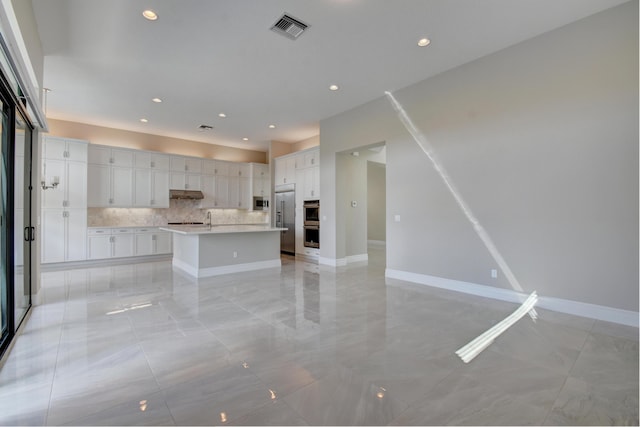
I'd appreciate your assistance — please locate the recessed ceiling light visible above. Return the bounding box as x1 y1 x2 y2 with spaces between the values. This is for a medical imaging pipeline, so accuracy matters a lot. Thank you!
329 84 339 91
140 118 148 123
417 38 431 47
142 10 158 21
242 138 249 141
268 124 276 129
152 97 162 103
218 113 227 118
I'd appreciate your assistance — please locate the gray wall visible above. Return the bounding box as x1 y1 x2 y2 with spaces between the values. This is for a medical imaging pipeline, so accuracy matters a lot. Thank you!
367 162 386 242
320 2 638 311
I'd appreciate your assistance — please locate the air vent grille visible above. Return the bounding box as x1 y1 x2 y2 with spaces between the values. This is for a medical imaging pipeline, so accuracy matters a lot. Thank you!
271 14 308 40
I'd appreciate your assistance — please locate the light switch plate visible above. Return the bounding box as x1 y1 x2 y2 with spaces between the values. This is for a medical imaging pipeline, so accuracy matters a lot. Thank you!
394 215 401 222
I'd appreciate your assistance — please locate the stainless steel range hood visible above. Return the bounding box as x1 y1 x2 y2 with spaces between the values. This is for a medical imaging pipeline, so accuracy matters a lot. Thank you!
169 189 204 200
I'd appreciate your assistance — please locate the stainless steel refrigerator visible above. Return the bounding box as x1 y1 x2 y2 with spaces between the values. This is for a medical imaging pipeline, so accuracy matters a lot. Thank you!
275 187 295 254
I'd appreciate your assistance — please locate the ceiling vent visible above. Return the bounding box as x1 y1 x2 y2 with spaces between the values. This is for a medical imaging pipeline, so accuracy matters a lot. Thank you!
270 14 309 40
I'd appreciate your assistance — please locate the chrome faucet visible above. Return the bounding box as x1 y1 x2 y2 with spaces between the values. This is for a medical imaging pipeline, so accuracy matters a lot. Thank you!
205 211 212 227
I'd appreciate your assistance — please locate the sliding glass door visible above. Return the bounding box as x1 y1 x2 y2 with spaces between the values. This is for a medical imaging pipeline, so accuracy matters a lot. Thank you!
0 92 9 351
14 113 32 329
0 72 34 358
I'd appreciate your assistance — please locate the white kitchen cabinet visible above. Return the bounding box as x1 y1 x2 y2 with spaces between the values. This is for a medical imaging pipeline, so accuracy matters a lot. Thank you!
171 155 202 174
88 163 133 207
134 228 172 256
170 172 201 190
43 137 88 162
42 137 88 264
214 175 230 208
251 163 270 199
87 228 134 260
301 166 320 200
302 148 319 168
134 169 169 207
274 155 297 186
42 159 87 209
134 151 170 170
228 176 250 209
112 229 135 258
88 145 134 207
88 145 133 167
42 137 88 209
228 162 250 178
42 208 87 263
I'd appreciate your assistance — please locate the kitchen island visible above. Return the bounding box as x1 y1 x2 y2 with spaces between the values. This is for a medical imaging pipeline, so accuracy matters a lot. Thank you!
160 224 286 278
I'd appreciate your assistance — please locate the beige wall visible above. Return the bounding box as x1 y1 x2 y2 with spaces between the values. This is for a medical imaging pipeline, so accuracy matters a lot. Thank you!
292 135 319 152
48 119 268 163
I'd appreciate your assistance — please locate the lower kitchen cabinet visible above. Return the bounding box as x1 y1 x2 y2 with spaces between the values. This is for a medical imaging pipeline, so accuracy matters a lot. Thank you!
42 208 87 263
87 227 172 260
134 228 172 256
87 228 134 260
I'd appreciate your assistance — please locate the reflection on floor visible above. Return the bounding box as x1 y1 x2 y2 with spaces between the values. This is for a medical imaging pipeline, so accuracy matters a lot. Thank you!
0 245 637 425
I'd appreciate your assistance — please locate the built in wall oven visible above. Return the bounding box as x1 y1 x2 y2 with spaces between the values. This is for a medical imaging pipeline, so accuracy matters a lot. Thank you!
303 200 320 248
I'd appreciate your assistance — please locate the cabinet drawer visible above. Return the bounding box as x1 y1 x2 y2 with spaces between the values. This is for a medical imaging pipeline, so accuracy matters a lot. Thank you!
88 228 112 236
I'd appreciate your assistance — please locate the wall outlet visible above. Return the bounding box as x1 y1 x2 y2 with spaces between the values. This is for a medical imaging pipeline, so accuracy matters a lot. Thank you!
394 215 401 222
233 251 238 258
491 269 498 278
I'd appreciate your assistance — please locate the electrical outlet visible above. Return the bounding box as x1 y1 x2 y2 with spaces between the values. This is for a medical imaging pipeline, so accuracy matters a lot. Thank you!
394 215 401 222
233 251 238 258
491 269 498 278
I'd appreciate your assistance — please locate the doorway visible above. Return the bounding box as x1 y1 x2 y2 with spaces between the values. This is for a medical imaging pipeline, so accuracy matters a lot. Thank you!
336 142 386 268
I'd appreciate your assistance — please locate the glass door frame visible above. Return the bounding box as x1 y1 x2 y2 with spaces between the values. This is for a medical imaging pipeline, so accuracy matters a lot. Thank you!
0 66 34 360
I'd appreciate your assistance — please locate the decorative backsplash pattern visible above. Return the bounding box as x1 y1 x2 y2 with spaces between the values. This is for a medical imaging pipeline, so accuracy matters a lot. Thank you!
88 199 269 227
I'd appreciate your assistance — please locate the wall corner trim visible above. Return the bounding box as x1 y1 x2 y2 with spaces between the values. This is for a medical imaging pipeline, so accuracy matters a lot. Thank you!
385 269 639 328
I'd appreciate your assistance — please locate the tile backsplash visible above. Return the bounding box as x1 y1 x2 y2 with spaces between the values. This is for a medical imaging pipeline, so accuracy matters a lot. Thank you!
88 199 269 227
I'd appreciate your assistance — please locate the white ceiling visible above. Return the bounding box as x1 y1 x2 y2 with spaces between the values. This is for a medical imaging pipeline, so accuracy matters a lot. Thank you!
32 0 627 152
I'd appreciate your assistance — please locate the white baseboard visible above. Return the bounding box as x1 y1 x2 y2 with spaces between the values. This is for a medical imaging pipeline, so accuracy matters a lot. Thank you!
319 254 368 266
41 254 172 271
367 240 386 246
173 259 281 278
319 257 347 267
346 253 369 263
385 269 639 328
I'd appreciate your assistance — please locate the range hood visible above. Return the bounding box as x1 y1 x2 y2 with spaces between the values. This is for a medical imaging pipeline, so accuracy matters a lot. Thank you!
169 189 204 200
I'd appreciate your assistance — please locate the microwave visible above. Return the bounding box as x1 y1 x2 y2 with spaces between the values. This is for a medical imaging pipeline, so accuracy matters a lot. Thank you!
253 197 269 211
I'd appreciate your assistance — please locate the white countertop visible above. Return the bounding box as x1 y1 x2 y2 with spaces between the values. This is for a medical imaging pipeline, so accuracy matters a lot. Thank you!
160 224 287 235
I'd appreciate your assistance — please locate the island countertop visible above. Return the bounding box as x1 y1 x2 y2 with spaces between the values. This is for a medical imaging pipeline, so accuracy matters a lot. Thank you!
159 224 287 235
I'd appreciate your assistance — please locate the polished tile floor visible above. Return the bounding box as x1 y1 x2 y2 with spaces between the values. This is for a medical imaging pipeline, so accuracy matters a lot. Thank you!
0 246 638 425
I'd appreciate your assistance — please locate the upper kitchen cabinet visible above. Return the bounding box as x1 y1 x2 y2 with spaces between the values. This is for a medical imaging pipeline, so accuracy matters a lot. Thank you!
302 149 319 168
87 144 134 207
251 163 270 198
133 168 170 208
133 151 170 207
43 136 88 162
134 151 170 170
274 155 297 186
42 137 88 210
88 145 134 167
170 155 202 190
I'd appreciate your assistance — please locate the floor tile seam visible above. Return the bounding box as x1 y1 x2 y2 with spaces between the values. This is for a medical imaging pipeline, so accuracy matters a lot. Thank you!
540 373 571 427
43 300 67 426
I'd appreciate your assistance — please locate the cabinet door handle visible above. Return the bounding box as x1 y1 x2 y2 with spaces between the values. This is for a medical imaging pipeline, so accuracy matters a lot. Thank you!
23 226 29 242
30 226 35 241
109 157 114 163
150 161 155 168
